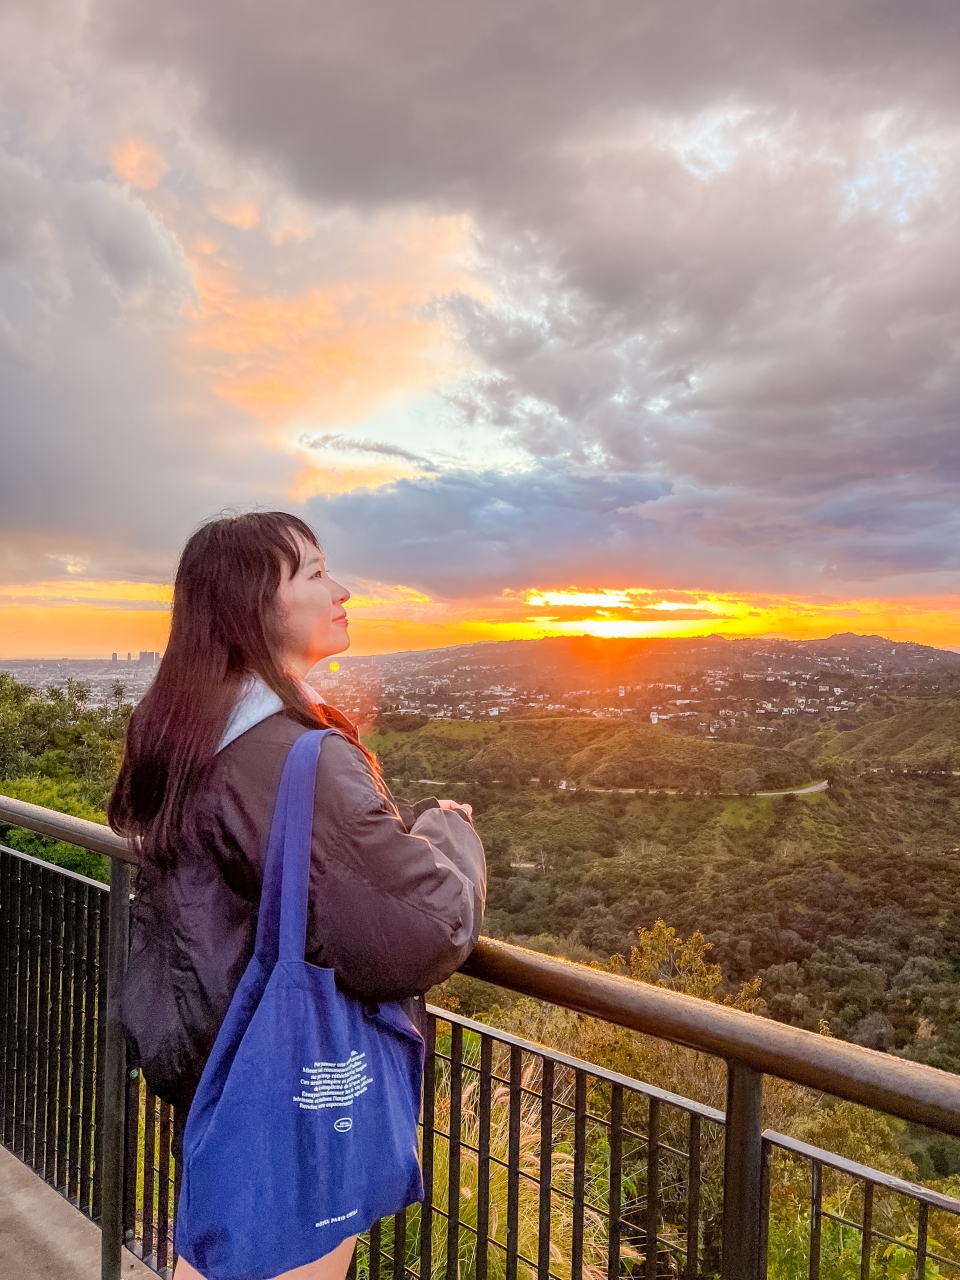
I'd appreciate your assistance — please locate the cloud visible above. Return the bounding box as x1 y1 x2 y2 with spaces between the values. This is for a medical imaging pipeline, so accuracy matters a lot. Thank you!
110 137 169 189
99 0 960 207
84 0 960 592
300 432 437 469
4 0 960 631
310 467 669 596
0 124 292 583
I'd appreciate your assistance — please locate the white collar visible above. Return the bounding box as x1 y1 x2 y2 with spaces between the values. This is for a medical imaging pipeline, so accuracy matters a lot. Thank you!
217 673 324 753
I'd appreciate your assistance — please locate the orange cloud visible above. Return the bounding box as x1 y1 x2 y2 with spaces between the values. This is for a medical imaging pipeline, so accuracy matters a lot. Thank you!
342 586 960 654
0 581 172 659
179 215 474 435
5 576 959 662
0 607 171 660
291 463 418 501
206 196 261 230
110 137 169 190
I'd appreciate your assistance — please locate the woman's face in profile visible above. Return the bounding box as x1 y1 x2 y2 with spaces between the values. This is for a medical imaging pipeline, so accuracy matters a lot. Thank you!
275 534 351 676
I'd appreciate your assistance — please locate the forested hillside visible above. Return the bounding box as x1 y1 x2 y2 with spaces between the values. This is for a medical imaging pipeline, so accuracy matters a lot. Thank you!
792 699 960 771
368 714 960 1075
0 672 129 880
7 671 960 1082
368 715 815 793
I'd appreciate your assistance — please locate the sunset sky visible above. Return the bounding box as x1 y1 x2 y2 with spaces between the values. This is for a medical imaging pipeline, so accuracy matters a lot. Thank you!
3 2 960 657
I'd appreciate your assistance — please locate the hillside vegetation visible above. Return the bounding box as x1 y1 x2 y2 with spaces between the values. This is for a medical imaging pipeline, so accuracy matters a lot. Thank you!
371 712 960 1083
0 672 128 880
367 716 815 793
794 699 960 771
7 672 960 1096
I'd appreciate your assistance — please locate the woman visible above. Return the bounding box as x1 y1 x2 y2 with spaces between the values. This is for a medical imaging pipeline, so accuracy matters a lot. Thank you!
109 512 485 1280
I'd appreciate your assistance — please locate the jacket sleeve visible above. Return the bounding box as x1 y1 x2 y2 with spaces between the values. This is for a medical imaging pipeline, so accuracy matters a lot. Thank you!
304 734 486 1002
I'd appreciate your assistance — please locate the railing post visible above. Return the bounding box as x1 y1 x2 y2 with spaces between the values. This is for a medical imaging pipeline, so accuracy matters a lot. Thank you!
721 1060 764 1280
100 858 131 1280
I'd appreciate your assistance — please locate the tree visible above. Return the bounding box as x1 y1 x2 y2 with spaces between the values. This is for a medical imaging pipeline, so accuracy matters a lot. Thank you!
734 767 759 795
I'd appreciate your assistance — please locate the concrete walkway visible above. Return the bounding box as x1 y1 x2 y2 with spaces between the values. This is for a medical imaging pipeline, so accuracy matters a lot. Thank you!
0 1144 155 1280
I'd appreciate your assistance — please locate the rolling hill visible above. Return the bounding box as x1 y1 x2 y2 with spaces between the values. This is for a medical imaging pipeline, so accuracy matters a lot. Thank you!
366 716 816 792
792 700 960 771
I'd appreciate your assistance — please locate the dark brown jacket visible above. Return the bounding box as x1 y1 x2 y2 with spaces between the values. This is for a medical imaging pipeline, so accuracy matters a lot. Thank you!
120 714 485 1118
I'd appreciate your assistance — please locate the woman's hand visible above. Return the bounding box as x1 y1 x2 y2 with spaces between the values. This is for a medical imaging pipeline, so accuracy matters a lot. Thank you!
438 799 473 819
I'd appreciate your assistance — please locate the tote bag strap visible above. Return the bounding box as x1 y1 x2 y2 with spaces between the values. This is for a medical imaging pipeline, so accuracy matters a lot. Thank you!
254 729 338 966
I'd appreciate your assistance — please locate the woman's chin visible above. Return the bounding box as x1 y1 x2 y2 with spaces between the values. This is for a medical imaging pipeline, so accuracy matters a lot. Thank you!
318 628 351 660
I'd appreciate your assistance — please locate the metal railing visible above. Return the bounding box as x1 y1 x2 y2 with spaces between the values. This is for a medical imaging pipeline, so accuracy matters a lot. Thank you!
4 792 960 1280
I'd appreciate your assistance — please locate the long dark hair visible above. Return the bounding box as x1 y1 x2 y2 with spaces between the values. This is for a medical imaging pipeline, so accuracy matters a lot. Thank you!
109 511 370 865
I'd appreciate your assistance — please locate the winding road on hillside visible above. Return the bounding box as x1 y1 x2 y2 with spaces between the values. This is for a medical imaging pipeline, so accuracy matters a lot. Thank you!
416 778 831 797
555 779 830 797
756 780 829 797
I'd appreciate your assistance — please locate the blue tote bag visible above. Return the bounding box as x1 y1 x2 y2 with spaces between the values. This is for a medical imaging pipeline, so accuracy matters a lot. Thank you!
176 729 425 1280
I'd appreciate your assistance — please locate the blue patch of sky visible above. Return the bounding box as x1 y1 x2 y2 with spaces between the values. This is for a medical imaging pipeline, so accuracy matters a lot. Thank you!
295 393 532 476
843 147 937 224
667 107 758 180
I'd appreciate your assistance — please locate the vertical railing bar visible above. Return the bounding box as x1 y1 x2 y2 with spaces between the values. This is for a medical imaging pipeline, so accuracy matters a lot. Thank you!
44 873 65 1183
67 877 86 1200
393 1207 407 1280
476 1034 493 1280
370 1218 382 1280
156 1100 173 1275
419 1016 436 1280
14 862 31 1160
0 853 20 1147
174 1128 183 1273
758 1137 771 1280
36 869 55 1178
446 1022 463 1280
721 1062 763 1280
123 1068 141 1255
0 853 8 1148
99 857 130 1279
860 1182 873 1280
17 864 31 1163
915 1200 928 1280
56 878 75 1192
808 1160 822 1280
142 1089 157 1266
23 864 41 1167
685 1114 700 1280
608 1083 623 1280
538 1058 554 1280
30 864 45 1169
572 1071 587 1280
93 878 110 1225
79 885 99 1213
506 1044 523 1280
645 1097 659 1280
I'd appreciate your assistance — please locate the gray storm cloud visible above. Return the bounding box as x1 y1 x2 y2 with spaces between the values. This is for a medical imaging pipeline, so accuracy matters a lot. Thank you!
0 2 293 586
93 0 960 591
3 0 960 597
309 468 670 597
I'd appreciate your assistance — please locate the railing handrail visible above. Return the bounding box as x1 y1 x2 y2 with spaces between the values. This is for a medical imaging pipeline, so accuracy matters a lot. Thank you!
0 792 138 864
761 1129 960 1214
5 790 960 1139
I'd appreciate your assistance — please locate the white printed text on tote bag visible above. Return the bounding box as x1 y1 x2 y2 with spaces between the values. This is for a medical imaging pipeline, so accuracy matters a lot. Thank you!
294 1050 374 1111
